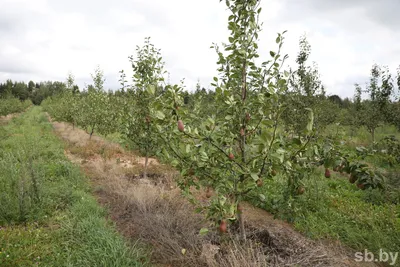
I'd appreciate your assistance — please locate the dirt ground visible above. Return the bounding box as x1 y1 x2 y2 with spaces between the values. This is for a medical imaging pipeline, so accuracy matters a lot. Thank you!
49 117 379 267
0 112 23 125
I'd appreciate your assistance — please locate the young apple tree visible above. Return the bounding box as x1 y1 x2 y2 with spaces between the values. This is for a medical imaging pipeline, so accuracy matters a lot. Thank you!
153 0 315 240
123 37 165 179
81 66 109 139
355 64 394 143
281 35 329 137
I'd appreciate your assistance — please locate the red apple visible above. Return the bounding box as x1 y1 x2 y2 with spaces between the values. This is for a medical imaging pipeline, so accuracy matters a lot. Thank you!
349 174 357 184
237 203 243 213
245 113 251 122
297 187 305 195
325 168 331 178
206 187 212 198
219 220 227 233
177 120 184 132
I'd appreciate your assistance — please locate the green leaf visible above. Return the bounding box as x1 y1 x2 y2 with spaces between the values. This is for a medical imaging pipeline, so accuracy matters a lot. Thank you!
305 108 314 133
269 51 276 57
199 228 209 235
155 111 165 120
276 36 281 44
271 152 284 163
250 173 259 181
200 151 208 161
284 70 289 77
147 84 155 95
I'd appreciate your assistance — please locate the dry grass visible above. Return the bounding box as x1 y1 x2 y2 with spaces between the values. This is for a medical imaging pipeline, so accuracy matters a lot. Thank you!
95 174 272 267
81 161 348 267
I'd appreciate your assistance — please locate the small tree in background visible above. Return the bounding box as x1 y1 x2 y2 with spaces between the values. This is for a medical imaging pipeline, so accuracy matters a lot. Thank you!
123 37 166 179
356 64 394 142
282 35 326 136
81 66 109 139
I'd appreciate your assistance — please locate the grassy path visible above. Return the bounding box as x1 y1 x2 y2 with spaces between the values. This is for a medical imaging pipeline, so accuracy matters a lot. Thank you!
0 107 148 266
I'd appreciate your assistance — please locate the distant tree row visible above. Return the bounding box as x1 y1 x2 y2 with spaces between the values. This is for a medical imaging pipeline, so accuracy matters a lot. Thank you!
0 76 79 105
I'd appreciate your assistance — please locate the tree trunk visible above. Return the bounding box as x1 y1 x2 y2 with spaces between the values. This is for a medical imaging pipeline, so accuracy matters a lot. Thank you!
238 60 247 242
89 127 94 140
371 128 375 143
144 151 148 179
238 209 246 241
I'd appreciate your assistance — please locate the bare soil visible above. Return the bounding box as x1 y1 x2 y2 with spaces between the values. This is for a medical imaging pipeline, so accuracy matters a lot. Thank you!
0 112 22 125
49 118 378 267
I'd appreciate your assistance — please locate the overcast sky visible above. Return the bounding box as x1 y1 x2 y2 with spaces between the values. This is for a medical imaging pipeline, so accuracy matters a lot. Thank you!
0 0 399 98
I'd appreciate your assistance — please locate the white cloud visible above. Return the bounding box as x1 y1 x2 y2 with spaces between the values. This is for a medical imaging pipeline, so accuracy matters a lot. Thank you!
0 0 399 98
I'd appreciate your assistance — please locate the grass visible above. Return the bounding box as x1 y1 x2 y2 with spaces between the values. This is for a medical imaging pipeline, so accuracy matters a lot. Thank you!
252 121 400 256
0 106 149 266
251 167 400 259
324 123 400 148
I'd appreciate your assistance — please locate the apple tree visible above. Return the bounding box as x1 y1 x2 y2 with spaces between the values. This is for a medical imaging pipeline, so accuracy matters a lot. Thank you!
80 66 110 139
355 64 394 143
153 0 315 240
122 37 166 178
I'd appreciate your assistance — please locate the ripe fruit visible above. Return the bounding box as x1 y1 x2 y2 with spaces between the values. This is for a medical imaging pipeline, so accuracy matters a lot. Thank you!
357 183 365 190
245 113 251 122
237 203 243 213
324 168 331 178
188 168 195 176
271 169 277 177
177 120 184 132
219 220 227 233
228 153 234 160
297 187 305 195
349 174 357 184
206 187 212 198
256 179 263 187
